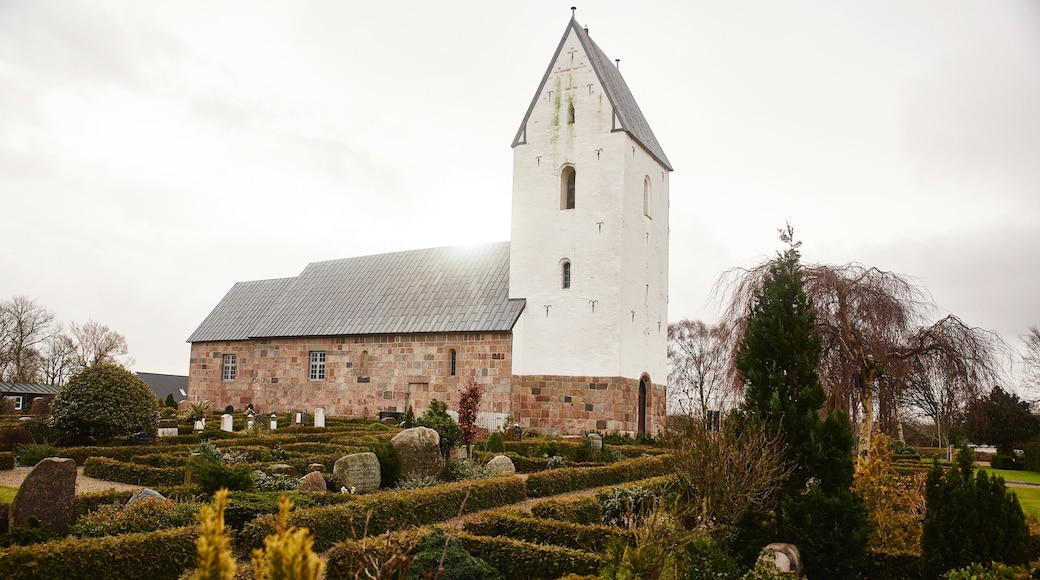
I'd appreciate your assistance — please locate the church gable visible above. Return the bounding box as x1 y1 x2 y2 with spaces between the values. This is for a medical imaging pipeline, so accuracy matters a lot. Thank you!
187 242 525 342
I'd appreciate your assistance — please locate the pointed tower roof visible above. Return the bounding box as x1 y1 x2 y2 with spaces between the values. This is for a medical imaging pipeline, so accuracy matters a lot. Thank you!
512 16 673 171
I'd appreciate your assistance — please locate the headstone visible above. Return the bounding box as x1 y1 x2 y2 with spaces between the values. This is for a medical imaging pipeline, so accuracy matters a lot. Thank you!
485 455 516 476
127 488 166 505
157 419 179 438
269 412 278 430
587 432 603 455
759 543 803 576
333 452 381 494
298 471 327 493
193 418 206 432
381 417 398 426
220 413 234 432
314 408 325 428
294 412 303 425
267 463 296 476
307 463 325 472
391 426 444 480
9 457 77 535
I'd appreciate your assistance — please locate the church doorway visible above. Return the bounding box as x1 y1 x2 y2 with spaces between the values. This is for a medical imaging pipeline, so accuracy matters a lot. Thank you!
638 375 649 436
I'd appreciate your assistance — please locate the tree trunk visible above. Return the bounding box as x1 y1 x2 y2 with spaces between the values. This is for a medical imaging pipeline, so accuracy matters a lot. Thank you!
856 358 880 460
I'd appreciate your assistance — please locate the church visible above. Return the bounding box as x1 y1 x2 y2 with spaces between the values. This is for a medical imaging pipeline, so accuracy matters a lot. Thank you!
186 13 672 436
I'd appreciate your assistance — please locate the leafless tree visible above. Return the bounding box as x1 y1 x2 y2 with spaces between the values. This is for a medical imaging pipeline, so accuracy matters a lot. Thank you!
0 296 55 382
718 261 1008 457
1023 326 1040 396
41 329 78 386
667 319 737 420
899 360 979 447
71 319 130 368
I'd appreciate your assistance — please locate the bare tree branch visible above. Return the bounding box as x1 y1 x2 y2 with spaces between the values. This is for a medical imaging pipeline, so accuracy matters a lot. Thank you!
667 319 738 419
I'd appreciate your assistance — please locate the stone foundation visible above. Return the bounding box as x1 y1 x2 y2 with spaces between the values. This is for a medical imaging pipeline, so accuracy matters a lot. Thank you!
511 374 666 436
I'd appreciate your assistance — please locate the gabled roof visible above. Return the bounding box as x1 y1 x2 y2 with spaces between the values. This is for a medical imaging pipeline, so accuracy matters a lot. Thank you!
187 242 526 343
137 372 189 401
0 383 60 396
512 17 673 171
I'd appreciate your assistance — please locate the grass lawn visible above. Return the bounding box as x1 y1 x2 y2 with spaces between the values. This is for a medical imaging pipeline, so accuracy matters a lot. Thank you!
0 486 16 503
1009 486 1040 520
978 466 1040 485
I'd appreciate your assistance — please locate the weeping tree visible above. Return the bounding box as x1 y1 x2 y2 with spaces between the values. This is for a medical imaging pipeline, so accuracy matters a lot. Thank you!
718 239 1008 457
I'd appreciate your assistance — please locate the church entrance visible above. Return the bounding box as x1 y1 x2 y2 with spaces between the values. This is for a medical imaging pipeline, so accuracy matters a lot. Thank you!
638 376 648 436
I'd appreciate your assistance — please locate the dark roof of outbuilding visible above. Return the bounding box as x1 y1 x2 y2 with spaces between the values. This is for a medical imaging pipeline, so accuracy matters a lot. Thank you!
512 17 673 171
187 242 526 343
0 383 60 396
136 372 189 401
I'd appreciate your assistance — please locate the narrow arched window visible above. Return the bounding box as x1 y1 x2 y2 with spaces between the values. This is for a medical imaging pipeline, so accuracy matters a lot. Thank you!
562 260 571 289
643 176 652 218
561 166 576 210
449 349 457 376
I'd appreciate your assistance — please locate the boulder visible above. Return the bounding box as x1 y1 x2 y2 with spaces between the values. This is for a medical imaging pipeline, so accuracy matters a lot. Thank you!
266 463 296 476
9 457 77 535
298 471 328 493
485 455 516 476
127 488 166 505
307 463 326 473
759 543 803 577
333 452 381 494
391 426 444 480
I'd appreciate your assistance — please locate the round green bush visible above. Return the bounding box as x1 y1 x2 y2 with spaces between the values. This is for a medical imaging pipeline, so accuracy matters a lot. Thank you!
49 364 158 442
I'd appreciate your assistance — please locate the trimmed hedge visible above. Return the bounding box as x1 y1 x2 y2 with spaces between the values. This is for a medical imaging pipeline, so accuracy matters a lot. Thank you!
223 490 355 530
529 496 602 525
239 476 527 552
83 456 184 487
72 490 136 520
0 525 199 580
0 450 14 470
455 530 604 579
525 455 671 497
472 450 556 473
861 550 921 579
462 509 623 552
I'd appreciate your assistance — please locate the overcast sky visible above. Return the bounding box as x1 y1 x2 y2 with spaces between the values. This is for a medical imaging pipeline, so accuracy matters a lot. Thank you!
2 1 1038 387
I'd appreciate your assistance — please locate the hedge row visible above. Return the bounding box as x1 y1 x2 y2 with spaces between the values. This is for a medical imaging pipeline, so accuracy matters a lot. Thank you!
0 525 199 580
462 509 624 552
239 476 527 552
530 496 603 525
73 490 136 519
472 450 558 473
594 474 675 501
525 455 671 497
223 490 356 530
0 450 14 470
82 456 185 487
455 530 604 579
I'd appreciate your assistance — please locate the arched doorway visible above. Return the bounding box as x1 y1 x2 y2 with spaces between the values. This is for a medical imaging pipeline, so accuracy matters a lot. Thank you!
638 375 649 436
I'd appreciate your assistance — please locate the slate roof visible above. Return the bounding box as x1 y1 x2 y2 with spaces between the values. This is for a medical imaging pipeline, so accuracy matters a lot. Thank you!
187 242 526 343
137 373 189 401
0 383 60 396
512 17 673 171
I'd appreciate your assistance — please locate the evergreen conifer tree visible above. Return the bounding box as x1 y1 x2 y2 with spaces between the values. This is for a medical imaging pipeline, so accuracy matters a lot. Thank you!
732 231 867 578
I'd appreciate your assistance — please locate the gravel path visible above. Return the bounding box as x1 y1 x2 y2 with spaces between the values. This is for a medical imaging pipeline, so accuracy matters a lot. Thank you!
0 466 144 495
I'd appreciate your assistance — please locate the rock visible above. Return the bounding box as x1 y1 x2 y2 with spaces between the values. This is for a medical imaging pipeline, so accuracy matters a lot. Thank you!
485 455 516 476
298 471 328 493
127 488 166 505
587 432 603 454
759 543 803 576
391 426 444 480
333 452 381 494
307 463 325 472
266 463 296 476
9 457 77 535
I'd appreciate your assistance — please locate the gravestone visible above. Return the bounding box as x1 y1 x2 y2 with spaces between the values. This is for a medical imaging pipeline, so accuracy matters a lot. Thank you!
157 419 179 438
293 412 303 426
269 412 278 430
127 488 166 505
587 432 603 455
266 463 296 476
298 471 327 493
220 414 234 432
314 408 325 428
9 457 77 535
193 418 206 432
391 427 444 480
760 543 803 576
485 455 516 476
307 463 325 472
333 452 381 494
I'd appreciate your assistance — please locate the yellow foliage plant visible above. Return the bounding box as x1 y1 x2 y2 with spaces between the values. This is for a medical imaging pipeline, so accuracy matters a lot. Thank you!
251 495 325 580
853 434 925 554
190 488 238 580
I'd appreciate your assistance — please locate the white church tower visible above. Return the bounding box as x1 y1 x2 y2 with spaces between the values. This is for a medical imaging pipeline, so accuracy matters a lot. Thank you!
509 12 671 435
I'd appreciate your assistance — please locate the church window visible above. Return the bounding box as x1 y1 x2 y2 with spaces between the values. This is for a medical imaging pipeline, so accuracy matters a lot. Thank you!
561 166 576 209
309 351 326 381
567 101 575 124
562 260 572 289
643 176 652 218
450 349 457 376
222 354 236 381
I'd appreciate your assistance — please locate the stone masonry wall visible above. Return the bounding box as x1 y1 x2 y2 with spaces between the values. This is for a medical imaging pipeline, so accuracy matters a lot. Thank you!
512 374 667 436
188 332 513 418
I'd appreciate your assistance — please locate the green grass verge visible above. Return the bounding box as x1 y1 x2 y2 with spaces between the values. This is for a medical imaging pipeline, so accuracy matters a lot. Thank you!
978 467 1040 485
1008 486 1040 520
0 486 17 503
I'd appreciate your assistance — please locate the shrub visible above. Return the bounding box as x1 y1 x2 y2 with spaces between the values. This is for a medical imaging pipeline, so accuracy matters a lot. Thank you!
251 495 325 580
188 489 236 580
921 446 1030 578
530 496 602 525
524 455 670 497
454 531 603 579
0 426 33 451
417 399 462 459
70 496 203 537
394 475 440 490
1024 441 1040 472
49 363 158 442
83 457 184 487
487 431 505 453
853 433 924 553
366 422 389 432
193 458 254 495
252 472 300 492
601 485 657 527
449 459 496 481
14 443 61 466
943 562 1031 579
369 440 400 488
0 450 14 470
991 454 1024 470
408 527 503 580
